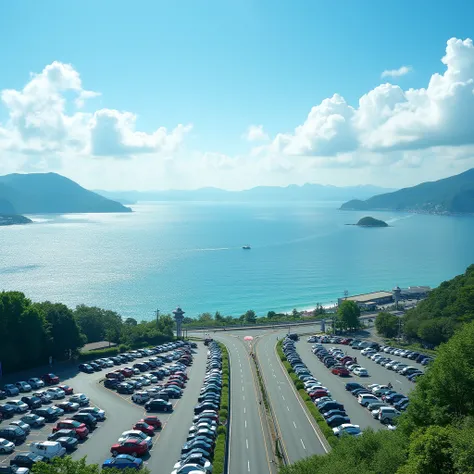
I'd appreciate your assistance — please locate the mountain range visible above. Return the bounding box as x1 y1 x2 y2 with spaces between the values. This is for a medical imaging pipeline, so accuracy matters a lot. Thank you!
340 168 474 214
96 183 395 204
0 173 131 215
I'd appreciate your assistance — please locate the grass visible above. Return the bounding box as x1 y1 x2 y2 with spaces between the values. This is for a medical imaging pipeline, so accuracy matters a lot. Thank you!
213 343 230 474
276 340 338 448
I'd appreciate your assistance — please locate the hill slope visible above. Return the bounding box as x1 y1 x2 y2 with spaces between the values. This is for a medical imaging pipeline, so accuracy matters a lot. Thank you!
0 173 131 214
340 168 474 213
97 183 394 203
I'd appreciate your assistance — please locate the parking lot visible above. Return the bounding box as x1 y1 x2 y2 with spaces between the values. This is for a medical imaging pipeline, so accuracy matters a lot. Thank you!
0 342 208 473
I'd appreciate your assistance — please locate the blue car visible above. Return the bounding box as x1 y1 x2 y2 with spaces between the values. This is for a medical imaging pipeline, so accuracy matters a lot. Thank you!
102 454 143 470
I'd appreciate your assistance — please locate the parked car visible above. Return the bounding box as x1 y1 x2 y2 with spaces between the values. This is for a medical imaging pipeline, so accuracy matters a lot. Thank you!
332 423 362 437
102 454 143 470
9 421 31 435
145 399 173 412
141 416 162 430
110 439 149 457
20 414 46 428
15 382 32 393
9 452 46 469
29 441 66 460
6 400 29 413
69 394 89 406
78 364 94 374
41 374 59 385
3 385 19 397
58 385 73 395
20 396 42 410
71 413 97 430
0 438 15 454
31 407 59 423
79 407 106 421
53 420 89 440
0 427 27 444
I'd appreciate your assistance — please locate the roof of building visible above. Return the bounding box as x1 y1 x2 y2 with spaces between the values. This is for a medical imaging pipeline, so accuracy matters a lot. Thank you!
343 291 393 304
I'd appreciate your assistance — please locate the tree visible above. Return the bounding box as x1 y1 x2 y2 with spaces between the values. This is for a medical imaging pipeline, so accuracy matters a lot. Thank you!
32 456 150 474
292 308 301 318
124 317 138 326
198 312 213 322
267 311 276 319
313 304 325 316
244 310 256 324
156 314 174 337
74 305 123 343
215 311 224 322
418 318 455 346
337 300 360 330
375 312 400 338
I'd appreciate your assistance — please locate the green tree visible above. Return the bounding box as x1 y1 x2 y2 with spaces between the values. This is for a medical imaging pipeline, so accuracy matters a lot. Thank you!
36 302 85 360
124 317 138 326
156 314 174 337
337 300 361 330
32 456 150 474
397 426 455 474
267 311 276 318
375 312 400 338
418 318 455 346
198 312 213 322
244 310 256 324
292 308 301 318
215 311 224 322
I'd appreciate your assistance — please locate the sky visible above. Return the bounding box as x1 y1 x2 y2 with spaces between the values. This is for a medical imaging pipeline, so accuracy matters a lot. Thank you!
1 1 474 191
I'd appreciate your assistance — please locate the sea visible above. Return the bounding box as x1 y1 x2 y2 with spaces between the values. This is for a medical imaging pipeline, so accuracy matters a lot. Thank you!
1 201 474 320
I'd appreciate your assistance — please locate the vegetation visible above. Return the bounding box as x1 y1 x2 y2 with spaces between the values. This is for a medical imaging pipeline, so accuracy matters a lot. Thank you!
356 216 388 227
402 264 474 346
32 456 149 474
375 311 400 338
0 213 32 226
0 172 131 214
336 300 361 331
0 291 174 374
278 297 474 473
213 342 229 474
340 167 474 214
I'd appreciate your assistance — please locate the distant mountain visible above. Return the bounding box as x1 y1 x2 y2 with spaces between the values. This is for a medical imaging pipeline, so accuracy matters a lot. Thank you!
96 183 394 203
0 173 131 214
340 168 474 214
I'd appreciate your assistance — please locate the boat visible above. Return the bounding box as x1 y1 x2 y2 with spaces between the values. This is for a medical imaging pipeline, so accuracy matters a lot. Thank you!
242 245 251 250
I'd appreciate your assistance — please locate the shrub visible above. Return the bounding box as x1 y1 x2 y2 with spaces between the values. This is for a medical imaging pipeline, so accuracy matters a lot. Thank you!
78 346 119 362
295 380 304 390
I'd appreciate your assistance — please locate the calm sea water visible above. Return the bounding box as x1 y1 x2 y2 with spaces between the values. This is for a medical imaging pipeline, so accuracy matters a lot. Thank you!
1 202 474 320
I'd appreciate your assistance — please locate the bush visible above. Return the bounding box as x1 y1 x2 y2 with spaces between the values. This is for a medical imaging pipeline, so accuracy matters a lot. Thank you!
118 343 131 352
217 425 227 436
219 409 228 421
78 346 119 362
295 380 304 390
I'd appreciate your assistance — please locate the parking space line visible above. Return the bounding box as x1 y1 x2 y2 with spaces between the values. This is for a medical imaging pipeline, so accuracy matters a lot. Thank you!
300 439 306 449
293 421 297 429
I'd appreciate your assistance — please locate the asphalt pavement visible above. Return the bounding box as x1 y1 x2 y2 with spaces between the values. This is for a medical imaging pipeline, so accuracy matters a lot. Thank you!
213 332 275 474
256 331 329 463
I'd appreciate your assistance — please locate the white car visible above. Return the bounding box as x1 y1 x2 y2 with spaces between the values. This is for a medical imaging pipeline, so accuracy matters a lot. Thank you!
46 387 66 400
132 391 150 404
70 393 89 406
371 385 390 395
6 400 29 413
143 374 158 383
28 378 45 389
358 393 380 407
16 381 32 392
78 406 106 421
30 441 66 460
119 430 152 448
10 420 31 434
0 437 15 454
332 424 362 437
171 464 209 474
353 367 369 377
373 406 400 423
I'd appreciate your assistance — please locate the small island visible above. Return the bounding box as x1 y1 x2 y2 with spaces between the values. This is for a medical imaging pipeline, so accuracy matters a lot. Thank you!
356 216 388 227
0 214 33 226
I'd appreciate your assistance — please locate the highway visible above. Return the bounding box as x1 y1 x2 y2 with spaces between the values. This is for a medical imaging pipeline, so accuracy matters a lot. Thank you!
213 331 276 474
256 331 329 463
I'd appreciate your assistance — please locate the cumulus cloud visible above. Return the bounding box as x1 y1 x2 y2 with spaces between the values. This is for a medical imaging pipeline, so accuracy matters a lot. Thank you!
0 61 191 159
381 65 412 78
244 124 269 142
261 37 474 160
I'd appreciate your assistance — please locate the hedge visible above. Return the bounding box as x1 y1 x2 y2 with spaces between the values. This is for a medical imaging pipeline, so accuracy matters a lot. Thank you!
77 346 119 362
276 340 338 448
213 343 230 474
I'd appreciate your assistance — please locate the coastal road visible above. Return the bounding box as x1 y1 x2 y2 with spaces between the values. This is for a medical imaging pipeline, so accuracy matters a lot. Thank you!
256 331 330 462
212 331 276 474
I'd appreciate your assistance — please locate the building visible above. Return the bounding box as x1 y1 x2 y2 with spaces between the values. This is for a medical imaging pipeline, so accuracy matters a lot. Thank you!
399 286 431 300
338 291 394 310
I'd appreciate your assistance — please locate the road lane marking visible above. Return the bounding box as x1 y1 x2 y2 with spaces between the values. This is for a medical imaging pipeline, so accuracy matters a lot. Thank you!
242 386 244 391
246 438 249 449
245 420 247 428
243 395 245 401
287 406 290 411
244 407 246 414
282 395 285 400
396 379 402 384
301 439 306 449
248 460 250 472
293 421 297 428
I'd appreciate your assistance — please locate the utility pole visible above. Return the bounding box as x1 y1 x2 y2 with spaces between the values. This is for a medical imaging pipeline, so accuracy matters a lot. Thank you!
398 317 402 340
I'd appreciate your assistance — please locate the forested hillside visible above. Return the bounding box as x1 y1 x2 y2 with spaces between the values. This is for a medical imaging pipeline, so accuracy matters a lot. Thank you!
402 264 474 345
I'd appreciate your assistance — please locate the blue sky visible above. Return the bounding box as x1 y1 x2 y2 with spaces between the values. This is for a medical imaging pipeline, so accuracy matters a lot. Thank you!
1 1 474 190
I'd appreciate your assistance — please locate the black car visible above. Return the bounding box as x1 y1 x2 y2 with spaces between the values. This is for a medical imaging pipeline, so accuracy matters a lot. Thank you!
117 383 134 394
318 402 344 414
198 393 221 403
31 407 59 422
89 362 102 372
72 413 97 430
0 390 7 400
326 415 351 428
345 383 363 392
104 379 120 389
20 396 42 409
0 426 27 444
194 402 219 415
55 436 79 451
56 401 79 413
10 452 46 469
145 399 173 412
78 364 94 374
48 429 79 441
0 405 15 419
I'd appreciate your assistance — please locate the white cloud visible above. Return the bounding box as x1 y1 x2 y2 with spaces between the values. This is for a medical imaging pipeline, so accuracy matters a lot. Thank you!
244 124 269 142
260 37 474 161
381 65 412 78
0 61 191 159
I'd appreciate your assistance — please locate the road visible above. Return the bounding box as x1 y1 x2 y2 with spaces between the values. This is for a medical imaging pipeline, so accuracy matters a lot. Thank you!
213 331 275 474
256 331 329 463
1 345 208 474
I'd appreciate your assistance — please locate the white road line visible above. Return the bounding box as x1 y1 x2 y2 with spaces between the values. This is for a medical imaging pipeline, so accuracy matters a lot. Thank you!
246 438 249 449
243 395 245 401
248 460 250 472
244 407 246 414
242 386 244 391
282 395 285 401
245 420 247 428
396 379 402 384
278 386 281 390
301 439 306 449
293 421 297 429
287 406 290 411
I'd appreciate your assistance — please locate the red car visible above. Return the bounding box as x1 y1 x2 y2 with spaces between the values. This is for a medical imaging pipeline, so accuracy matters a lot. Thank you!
166 380 184 389
120 368 133 378
106 372 124 380
309 389 329 400
58 385 74 395
133 421 155 436
168 377 185 386
174 371 188 380
42 373 60 385
110 439 148 457
53 420 89 439
332 366 350 377
141 416 162 429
